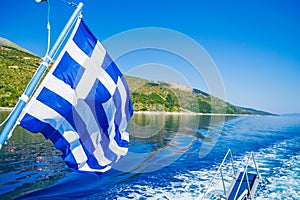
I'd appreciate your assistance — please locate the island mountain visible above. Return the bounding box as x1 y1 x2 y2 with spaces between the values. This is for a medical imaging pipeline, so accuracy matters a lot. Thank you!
0 37 273 115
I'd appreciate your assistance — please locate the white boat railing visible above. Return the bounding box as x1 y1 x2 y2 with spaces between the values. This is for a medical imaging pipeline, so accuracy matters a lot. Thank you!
229 152 261 200
200 149 261 200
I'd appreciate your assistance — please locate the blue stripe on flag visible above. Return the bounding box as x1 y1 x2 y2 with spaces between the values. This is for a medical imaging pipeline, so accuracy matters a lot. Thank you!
47 132 79 170
37 87 76 128
114 124 129 148
112 88 130 148
20 113 56 139
113 87 122 126
101 134 118 162
85 79 110 132
73 20 97 57
53 52 85 89
81 141 109 170
84 80 118 161
102 54 122 83
20 113 78 170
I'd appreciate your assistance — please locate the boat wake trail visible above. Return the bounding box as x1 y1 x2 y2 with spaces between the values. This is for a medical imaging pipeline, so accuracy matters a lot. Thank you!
110 137 300 200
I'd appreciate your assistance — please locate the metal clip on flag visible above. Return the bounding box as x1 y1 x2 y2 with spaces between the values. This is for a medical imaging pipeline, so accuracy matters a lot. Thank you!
0 2 133 173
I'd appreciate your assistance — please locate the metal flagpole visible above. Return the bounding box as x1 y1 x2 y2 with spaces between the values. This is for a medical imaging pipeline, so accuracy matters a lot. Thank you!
0 2 84 149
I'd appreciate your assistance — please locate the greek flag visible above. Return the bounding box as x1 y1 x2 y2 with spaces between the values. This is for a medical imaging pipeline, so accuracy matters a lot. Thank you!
18 18 133 173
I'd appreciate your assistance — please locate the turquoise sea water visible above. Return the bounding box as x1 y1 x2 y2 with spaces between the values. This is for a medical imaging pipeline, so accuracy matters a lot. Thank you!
0 112 299 199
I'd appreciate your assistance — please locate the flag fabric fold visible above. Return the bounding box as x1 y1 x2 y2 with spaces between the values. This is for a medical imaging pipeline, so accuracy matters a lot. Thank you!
18 18 133 173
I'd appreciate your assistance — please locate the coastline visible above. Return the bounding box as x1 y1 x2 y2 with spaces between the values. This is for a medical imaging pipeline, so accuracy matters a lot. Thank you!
133 111 261 116
0 107 269 116
0 107 13 112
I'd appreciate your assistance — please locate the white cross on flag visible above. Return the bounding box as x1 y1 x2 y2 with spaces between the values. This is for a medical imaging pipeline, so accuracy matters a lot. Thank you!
18 18 134 173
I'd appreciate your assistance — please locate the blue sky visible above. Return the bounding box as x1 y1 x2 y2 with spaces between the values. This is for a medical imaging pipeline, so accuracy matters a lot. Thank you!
1 0 299 114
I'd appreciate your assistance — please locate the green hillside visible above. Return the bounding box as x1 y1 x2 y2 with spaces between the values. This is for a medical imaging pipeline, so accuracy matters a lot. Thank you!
0 38 273 115
125 76 271 115
0 45 41 107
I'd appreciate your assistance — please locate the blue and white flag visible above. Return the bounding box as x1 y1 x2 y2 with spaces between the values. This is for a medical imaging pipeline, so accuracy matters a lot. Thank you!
18 18 133 173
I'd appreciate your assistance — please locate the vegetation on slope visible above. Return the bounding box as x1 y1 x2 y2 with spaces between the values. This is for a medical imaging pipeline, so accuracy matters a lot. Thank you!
0 45 40 107
125 76 258 114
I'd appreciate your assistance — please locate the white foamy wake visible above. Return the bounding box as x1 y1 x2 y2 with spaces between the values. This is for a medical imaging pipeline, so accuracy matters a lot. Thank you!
254 139 300 200
114 138 299 200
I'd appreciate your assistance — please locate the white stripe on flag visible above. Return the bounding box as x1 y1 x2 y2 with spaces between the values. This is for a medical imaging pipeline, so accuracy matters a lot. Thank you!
25 99 80 142
94 42 108 68
79 162 111 173
102 98 128 157
64 131 80 144
44 74 76 105
72 145 88 164
74 99 113 166
94 144 113 166
26 99 66 130
74 100 101 142
117 77 130 136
